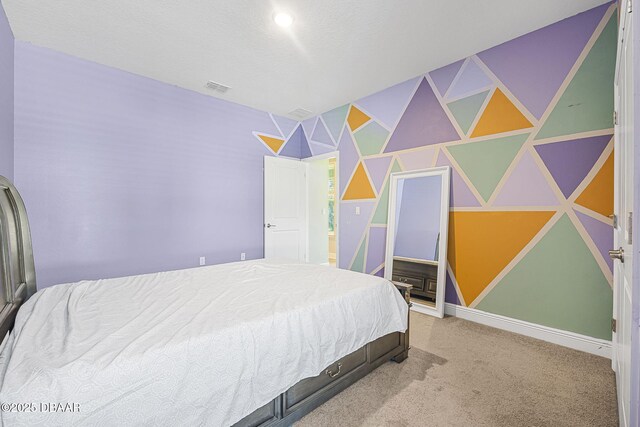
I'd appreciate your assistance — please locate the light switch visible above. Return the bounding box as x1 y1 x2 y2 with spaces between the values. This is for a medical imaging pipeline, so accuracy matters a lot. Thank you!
355 206 360 215
199 256 206 266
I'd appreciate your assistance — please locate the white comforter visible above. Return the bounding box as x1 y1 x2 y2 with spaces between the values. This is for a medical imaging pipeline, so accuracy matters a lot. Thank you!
0 259 407 426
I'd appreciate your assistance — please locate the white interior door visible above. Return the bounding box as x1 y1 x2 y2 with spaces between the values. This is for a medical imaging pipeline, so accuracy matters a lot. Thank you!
264 156 307 261
613 4 634 425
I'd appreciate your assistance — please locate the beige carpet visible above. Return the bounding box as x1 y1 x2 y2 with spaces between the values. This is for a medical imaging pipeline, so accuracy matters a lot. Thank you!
297 312 618 427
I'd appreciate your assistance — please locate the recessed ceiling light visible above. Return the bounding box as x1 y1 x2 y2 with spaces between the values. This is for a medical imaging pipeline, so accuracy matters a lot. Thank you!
273 12 294 28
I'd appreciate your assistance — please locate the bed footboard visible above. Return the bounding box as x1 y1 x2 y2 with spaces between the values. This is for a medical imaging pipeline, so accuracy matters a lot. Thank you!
234 283 411 427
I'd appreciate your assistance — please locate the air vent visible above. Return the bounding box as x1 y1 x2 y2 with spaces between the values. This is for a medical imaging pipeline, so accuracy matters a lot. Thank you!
288 108 312 119
206 80 230 93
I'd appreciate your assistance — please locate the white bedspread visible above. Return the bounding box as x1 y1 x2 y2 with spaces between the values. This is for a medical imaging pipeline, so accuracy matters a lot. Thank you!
0 259 407 426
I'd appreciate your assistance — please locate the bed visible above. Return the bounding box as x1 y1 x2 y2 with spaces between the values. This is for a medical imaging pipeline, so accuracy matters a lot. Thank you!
0 175 411 426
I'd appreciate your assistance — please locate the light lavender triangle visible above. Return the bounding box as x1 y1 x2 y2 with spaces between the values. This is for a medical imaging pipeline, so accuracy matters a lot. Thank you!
398 147 436 171
493 151 559 206
272 114 298 138
430 60 464 97
339 201 376 269
446 59 493 100
366 227 387 274
355 77 420 128
301 117 316 139
311 118 335 146
477 4 608 119
364 156 392 192
309 141 335 156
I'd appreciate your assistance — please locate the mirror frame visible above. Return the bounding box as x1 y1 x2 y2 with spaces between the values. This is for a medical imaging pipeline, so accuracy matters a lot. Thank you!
384 166 451 318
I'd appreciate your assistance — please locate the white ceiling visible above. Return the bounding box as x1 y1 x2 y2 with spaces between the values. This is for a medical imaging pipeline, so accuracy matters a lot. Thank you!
3 0 610 118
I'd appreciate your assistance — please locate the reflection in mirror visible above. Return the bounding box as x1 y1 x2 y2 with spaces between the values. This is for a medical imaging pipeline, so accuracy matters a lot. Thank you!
385 167 450 318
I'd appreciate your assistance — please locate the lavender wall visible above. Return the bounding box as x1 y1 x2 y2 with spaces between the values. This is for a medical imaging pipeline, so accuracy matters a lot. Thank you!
394 175 442 261
14 42 281 289
0 5 13 180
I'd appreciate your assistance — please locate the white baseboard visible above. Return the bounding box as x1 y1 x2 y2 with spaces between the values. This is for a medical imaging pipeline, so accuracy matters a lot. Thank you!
443 303 612 359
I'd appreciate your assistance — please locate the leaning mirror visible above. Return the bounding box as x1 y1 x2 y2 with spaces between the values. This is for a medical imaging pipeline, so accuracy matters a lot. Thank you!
384 166 450 318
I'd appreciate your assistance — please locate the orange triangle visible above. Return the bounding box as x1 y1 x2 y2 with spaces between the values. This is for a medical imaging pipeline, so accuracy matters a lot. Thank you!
448 211 554 305
257 134 285 154
347 105 370 131
470 89 533 138
575 152 613 217
343 162 376 200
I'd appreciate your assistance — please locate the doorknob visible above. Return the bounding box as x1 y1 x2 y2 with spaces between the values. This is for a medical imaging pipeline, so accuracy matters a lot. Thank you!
609 247 624 263
265 223 276 228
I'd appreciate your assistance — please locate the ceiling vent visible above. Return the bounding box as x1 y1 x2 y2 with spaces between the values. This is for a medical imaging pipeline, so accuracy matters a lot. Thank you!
206 80 230 93
288 108 313 119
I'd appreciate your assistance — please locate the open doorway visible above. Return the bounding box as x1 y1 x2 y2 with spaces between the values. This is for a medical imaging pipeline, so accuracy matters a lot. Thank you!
305 153 338 266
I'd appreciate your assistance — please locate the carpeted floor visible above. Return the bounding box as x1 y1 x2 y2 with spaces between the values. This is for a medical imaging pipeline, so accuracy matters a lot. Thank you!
296 312 618 427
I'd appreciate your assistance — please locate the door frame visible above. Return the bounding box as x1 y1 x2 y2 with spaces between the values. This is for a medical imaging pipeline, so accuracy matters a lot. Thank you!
301 151 339 267
630 2 640 425
614 1 638 425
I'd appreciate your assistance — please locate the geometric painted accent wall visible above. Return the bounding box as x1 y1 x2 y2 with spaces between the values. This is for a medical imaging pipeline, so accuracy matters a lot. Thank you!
292 3 617 340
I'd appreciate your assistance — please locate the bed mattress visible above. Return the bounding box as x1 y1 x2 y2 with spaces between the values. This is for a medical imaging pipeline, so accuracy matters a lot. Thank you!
0 259 407 426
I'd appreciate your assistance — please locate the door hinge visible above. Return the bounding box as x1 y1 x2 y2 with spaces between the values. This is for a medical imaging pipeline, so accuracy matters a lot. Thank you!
612 318 617 333
627 212 633 244
628 0 632 13
614 111 618 125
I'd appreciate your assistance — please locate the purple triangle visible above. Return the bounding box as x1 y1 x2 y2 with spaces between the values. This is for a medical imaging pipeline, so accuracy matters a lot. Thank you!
494 152 559 206
446 59 493 100
338 129 360 197
430 60 464 97
272 114 298 138
300 126 312 159
339 201 376 269
364 156 392 192
575 210 613 272
436 151 481 207
279 125 305 158
445 272 460 305
384 78 460 153
311 118 335 146
366 227 387 274
477 4 608 118
373 268 385 278
355 77 420 128
535 134 611 198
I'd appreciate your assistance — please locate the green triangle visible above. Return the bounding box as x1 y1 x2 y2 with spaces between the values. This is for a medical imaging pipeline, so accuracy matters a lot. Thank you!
350 236 367 272
447 90 490 135
354 121 389 156
447 133 528 201
371 160 402 224
535 15 617 140
476 215 612 339
322 104 349 142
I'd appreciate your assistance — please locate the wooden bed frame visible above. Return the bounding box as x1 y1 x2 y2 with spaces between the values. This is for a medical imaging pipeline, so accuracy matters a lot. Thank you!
0 175 410 427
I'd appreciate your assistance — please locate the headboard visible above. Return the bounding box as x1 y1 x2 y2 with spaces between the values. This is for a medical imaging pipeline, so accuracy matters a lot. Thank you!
0 176 36 341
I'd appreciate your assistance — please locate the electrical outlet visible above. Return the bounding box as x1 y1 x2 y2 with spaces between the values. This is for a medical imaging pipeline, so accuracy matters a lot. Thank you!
199 256 206 266
241 252 246 261
355 206 360 215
